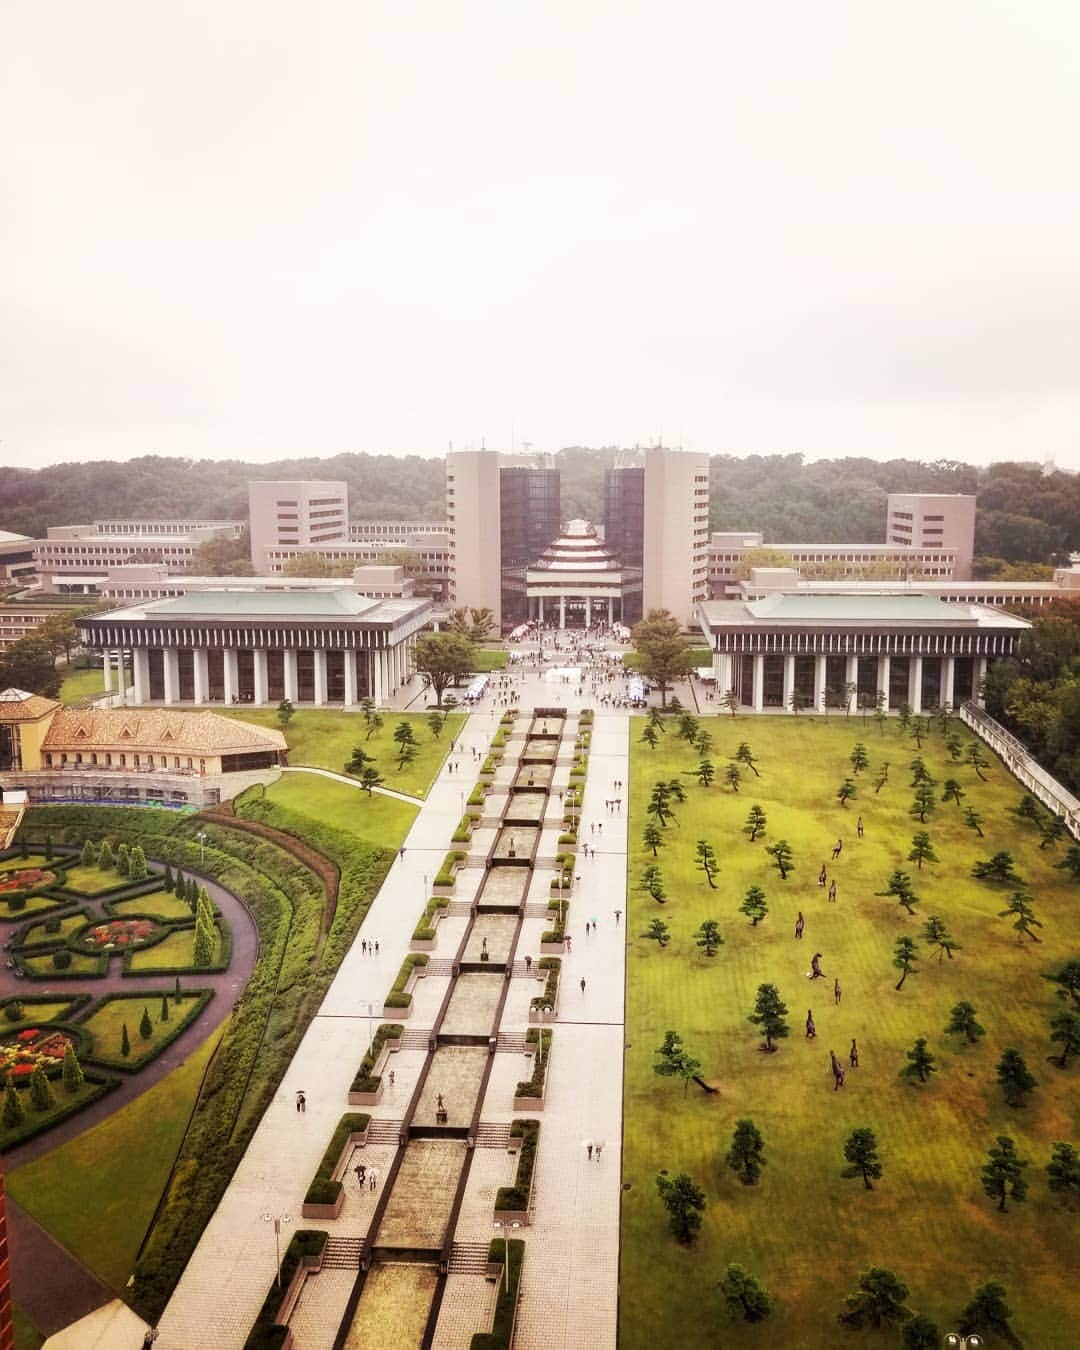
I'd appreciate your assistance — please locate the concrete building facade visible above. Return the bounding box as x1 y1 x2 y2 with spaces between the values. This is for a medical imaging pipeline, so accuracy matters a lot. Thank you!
886 493 976 580
248 480 349 571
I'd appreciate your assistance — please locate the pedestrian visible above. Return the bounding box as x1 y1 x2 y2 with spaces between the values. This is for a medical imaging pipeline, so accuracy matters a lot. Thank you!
524 954 533 972
368 1166 379 1192
595 1140 604 1163
805 1009 816 1039
586 1140 594 1161
564 934 572 953
795 911 804 939
590 822 595 834
849 1038 859 1068
614 909 622 925
361 939 367 955
374 939 380 955
831 838 842 860
834 978 841 1005
388 1069 395 1087
354 1162 366 1186
818 864 827 887
828 880 837 903
296 1090 306 1113
856 815 864 838
580 976 586 995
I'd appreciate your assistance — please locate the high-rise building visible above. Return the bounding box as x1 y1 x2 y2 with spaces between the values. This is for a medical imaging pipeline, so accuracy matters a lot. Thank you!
248 481 349 572
446 451 560 629
605 448 710 627
886 493 976 581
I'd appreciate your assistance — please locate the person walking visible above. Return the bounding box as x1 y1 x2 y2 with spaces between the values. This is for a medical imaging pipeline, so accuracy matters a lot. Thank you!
614 909 622 924
585 1140 594 1161
368 1166 379 1192
831 838 842 860
856 816 864 838
810 952 825 979
595 1140 604 1163
580 976 587 995
361 939 367 955
818 864 827 887
524 954 533 972
354 1162 366 1186
388 1069 395 1087
296 1090 306 1113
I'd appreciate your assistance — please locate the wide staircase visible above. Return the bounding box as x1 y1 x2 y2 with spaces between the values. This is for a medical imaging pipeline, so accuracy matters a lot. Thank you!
447 1242 493 1275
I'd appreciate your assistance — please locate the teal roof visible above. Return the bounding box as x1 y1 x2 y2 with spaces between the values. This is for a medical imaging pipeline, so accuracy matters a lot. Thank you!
148 590 381 619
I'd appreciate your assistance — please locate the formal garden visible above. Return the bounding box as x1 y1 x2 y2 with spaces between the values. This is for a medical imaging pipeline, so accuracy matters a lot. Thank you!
622 707 1079 1349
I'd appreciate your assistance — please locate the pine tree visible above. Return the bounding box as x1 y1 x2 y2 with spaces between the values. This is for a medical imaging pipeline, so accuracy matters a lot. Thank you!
163 864 174 892
62 1043 84 1093
29 1065 54 1112
139 1006 153 1040
640 723 660 749
187 876 199 910
642 824 665 857
749 984 789 1052
842 1127 883 1190
193 911 215 967
981 1136 1028 1211
838 1267 909 1327
1049 1009 1080 1067
2 1075 24 1128
694 841 719 888
907 832 939 871
173 869 185 897
97 839 114 870
128 844 147 880
45 835 54 861
120 1023 131 1057
642 918 670 947
724 763 741 793
900 1037 937 1084
945 1000 984 1044
1047 1141 1080 1196
655 1171 706 1243
174 975 182 1004
739 886 768 926
116 842 130 874
996 1048 1036 1106
726 1119 766 1185
850 742 869 774
893 936 920 990
877 870 919 914
959 1282 1017 1341
718 1264 772 1322
900 1313 941 1349
160 993 170 1022
744 804 767 842
998 891 1042 943
922 914 960 961
80 838 96 867
837 778 858 808
693 914 725 955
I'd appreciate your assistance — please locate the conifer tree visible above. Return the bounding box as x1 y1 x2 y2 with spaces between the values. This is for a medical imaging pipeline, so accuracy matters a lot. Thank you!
140 1006 153 1040
29 1065 54 1112
62 1042 84 1093
2 1075 24 1128
121 1022 131 1057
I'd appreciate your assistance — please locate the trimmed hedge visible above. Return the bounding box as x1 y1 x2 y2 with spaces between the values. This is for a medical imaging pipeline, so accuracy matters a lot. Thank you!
349 1023 403 1093
412 896 449 942
0 1071 119 1151
516 1033 551 1098
245 1229 327 1349
578 708 594 724
540 900 567 947
479 755 498 775
529 957 561 1013
471 1238 525 1350
303 1113 371 1205
495 1119 541 1210
451 816 473 845
385 953 429 1009
467 784 487 807
434 850 466 887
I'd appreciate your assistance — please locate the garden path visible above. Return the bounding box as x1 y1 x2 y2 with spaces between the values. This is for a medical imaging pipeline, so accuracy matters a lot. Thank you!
279 764 422 804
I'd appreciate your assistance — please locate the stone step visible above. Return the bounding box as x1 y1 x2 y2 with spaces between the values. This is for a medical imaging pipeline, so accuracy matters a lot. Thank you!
496 1032 528 1053
422 958 455 977
322 1237 366 1269
399 1029 433 1052
446 900 473 917
510 960 541 978
365 1119 405 1146
474 1122 512 1148
448 1241 493 1274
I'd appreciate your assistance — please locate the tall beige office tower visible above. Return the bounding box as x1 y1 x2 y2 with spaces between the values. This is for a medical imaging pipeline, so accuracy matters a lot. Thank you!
446 451 560 629
248 481 349 572
640 448 711 626
886 493 976 581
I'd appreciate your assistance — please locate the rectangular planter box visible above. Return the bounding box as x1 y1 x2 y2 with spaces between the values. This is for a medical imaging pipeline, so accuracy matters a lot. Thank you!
409 936 437 952
383 1002 411 1020
512 1095 545 1113
348 1082 383 1107
539 941 564 957
301 1191 345 1221
431 882 456 897
528 1008 556 1024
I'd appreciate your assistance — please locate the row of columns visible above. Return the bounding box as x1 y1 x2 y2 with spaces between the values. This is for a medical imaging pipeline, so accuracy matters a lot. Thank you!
126 637 416 708
534 595 615 626
714 651 988 713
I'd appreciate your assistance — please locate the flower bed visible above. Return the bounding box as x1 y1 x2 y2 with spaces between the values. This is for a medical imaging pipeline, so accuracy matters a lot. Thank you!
77 917 162 950
348 1023 403 1103
0 867 58 896
301 1113 371 1216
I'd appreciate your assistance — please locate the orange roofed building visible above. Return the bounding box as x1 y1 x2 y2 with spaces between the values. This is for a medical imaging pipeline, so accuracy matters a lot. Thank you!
0 688 285 810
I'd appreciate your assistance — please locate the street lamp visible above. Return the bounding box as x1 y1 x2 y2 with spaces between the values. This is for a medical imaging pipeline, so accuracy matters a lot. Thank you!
261 1211 293 1288
361 1000 376 1050
196 830 207 865
492 1219 521 1291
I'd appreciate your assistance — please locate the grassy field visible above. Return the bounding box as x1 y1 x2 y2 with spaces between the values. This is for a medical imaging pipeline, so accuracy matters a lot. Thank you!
0 855 50 873
20 950 106 977
125 926 225 973
622 645 712 672
57 665 106 705
18 913 91 948
219 708 463 798
61 864 137 893
622 713 1080 1349
82 992 209 1065
110 890 200 921
472 647 509 672
8 1023 224 1291
257 772 417 851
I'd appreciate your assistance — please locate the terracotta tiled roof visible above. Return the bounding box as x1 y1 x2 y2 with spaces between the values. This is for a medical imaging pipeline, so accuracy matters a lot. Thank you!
42 708 286 756
0 689 61 722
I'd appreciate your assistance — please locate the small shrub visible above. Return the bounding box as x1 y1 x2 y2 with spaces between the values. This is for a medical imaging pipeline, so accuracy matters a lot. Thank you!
52 951 72 970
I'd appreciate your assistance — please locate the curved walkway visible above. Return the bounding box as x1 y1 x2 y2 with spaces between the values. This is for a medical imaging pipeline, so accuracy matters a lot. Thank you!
280 764 422 804
1 865 257 1169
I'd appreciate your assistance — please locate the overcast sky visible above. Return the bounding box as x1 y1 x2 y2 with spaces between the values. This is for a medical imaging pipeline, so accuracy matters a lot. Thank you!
3 1 1079 471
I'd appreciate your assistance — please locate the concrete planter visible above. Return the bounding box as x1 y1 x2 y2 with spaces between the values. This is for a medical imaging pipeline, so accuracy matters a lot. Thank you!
528 1008 556 1025
512 1094 545 1113
507 1133 523 1154
493 1206 530 1227
409 936 437 952
348 1081 383 1106
539 940 564 957
432 881 456 896
383 1001 411 1020
301 1192 345 1220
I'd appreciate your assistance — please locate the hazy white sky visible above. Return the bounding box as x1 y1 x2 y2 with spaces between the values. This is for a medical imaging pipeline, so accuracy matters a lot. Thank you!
3 1 1080 471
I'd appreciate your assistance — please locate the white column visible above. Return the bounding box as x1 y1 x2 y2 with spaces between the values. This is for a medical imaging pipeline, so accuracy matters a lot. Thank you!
814 654 827 713
313 649 328 706
162 648 179 705
344 650 357 707
845 655 859 715
606 597 612 624
371 648 384 705
585 596 592 627
102 652 113 692
878 654 891 713
253 649 268 705
283 650 298 703
224 650 238 705
133 649 149 705
715 651 733 692
975 656 988 708
911 655 923 715
782 654 796 710
559 595 566 628
943 656 955 710
537 595 544 622
752 654 764 712
193 649 209 705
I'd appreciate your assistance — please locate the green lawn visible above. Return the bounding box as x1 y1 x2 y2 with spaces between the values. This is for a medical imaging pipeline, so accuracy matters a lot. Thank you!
623 714 1080 1349
0 854 50 873
257 772 417 851
60 864 133 894
19 950 106 977
0 999 79 1026
110 890 201 922
622 645 712 671
125 927 225 973
82 992 209 1065
57 665 106 705
8 1023 224 1292
471 647 509 672
219 708 464 798
18 912 91 948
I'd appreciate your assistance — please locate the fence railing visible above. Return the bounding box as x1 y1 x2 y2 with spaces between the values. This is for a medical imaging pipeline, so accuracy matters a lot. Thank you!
959 701 1080 840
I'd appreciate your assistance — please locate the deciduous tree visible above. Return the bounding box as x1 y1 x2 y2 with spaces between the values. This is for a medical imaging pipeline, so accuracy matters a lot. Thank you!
631 610 693 709
413 632 477 707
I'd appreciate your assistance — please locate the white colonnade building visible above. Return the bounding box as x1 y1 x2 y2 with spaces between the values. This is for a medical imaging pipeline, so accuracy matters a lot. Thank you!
698 593 1031 713
77 589 432 708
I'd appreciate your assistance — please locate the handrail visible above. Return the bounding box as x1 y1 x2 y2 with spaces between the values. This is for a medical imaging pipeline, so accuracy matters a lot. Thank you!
959 701 1080 839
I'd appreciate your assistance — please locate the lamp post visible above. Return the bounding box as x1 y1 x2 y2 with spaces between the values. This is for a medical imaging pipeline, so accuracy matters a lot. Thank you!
361 1000 376 1051
261 1211 293 1288
197 830 207 865
492 1219 521 1292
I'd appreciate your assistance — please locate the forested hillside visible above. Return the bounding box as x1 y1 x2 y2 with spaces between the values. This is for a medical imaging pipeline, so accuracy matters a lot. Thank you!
2 449 1077 563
